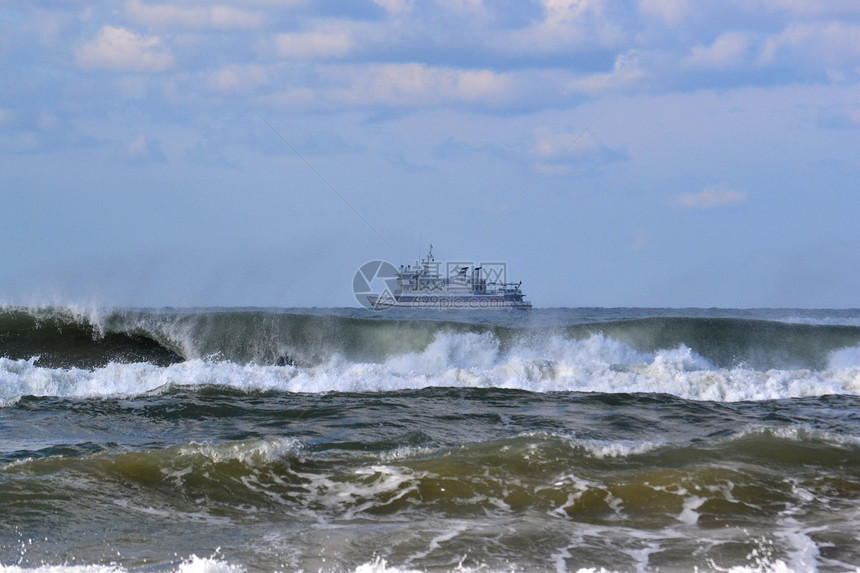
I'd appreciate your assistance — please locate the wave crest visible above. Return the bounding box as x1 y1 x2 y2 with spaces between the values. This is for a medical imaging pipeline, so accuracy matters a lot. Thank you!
3 330 859 403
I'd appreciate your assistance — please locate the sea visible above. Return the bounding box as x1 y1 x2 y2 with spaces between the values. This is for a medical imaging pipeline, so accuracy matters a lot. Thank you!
2 306 860 573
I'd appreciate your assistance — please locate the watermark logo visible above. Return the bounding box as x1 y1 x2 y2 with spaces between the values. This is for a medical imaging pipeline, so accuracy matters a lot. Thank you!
353 260 400 310
446 261 507 285
354 258 516 310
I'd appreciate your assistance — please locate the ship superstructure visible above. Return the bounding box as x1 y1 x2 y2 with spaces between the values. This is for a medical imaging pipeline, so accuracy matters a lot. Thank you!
368 245 531 309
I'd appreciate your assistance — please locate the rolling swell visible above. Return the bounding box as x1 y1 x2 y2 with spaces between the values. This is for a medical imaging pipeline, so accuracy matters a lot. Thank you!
113 309 514 367
571 316 860 370
0 308 182 369
91 311 860 371
3 307 860 373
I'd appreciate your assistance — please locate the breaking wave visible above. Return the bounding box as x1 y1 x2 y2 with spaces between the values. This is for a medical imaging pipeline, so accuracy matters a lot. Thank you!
1 306 860 405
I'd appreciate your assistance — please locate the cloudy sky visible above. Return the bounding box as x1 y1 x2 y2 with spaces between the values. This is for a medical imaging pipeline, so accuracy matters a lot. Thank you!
1 0 858 308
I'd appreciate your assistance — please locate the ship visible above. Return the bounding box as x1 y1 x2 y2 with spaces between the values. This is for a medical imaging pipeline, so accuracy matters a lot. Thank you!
367 245 532 309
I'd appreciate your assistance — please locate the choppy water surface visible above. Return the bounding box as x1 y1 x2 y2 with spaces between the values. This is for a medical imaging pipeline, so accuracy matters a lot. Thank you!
2 306 860 572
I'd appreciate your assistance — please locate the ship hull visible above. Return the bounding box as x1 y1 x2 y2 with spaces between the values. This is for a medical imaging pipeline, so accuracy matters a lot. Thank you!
368 294 532 310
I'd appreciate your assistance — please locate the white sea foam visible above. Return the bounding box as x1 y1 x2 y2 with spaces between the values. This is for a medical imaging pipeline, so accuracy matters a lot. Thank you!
3 332 860 404
176 437 303 465
0 567 123 573
353 558 423 573
0 556 243 573
0 357 296 406
678 494 706 525
174 555 244 573
303 464 420 520
574 439 663 459
0 567 122 573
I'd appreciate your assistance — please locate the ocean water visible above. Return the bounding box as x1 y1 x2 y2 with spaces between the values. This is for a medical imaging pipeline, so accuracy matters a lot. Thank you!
2 306 860 573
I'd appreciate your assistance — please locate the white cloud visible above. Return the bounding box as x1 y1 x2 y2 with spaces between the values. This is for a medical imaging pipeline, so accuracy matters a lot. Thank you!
334 63 513 107
0 132 40 154
495 0 623 55
639 0 689 26
126 0 265 30
38 111 61 131
370 0 413 15
543 0 600 26
530 125 624 175
671 186 748 210
129 135 148 156
818 105 860 129
76 25 173 72
744 0 860 19
567 50 647 94
632 230 650 251
272 30 354 60
452 69 512 101
127 134 166 164
686 32 752 70
259 88 317 108
759 22 860 69
438 0 486 19
532 126 595 160
208 64 270 93
0 109 13 128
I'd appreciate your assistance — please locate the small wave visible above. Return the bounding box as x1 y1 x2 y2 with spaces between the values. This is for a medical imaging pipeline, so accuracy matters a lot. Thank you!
728 425 860 450
574 439 664 459
176 437 303 466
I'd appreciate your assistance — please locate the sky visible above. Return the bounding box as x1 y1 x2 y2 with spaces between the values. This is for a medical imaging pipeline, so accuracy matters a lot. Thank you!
1 0 859 308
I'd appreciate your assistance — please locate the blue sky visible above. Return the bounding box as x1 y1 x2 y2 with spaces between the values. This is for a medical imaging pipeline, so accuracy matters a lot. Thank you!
1 0 858 308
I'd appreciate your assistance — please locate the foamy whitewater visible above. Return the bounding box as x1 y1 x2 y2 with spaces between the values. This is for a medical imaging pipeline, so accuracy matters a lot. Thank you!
2 306 860 572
